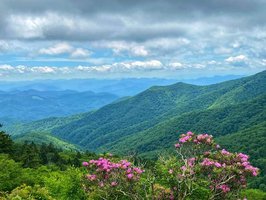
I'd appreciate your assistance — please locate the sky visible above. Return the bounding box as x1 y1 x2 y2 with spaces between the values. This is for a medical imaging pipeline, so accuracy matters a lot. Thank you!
0 0 266 80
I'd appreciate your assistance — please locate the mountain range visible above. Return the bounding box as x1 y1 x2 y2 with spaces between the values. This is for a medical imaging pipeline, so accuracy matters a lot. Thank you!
0 75 243 96
6 70 265 158
0 90 118 121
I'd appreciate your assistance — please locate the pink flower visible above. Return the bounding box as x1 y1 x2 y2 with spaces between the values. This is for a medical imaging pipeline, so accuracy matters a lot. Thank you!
214 162 222 168
99 182 104 187
201 158 214 166
221 149 231 155
181 166 187 171
188 157 196 167
134 167 144 174
127 173 134 179
217 184 230 193
179 135 191 143
169 169 173 174
187 131 193 136
82 162 89 167
111 181 118 187
175 143 181 148
87 174 97 181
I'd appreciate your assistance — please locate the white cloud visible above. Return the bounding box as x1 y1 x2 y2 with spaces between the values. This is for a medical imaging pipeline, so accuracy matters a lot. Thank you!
131 46 148 56
94 41 149 57
0 41 10 52
225 55 248 63
0 60 163 77
71 48 91 58
38 43 91 59
208 60 217 65
169 62 184 69
76 60 163 72
39 43 73 55
0 65 14 70
30 66 56 73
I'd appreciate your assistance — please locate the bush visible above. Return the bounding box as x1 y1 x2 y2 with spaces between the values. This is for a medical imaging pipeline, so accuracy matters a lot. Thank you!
83 132 261 199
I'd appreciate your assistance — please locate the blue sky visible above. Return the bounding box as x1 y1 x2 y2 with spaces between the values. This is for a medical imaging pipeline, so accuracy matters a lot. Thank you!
0 0 265 80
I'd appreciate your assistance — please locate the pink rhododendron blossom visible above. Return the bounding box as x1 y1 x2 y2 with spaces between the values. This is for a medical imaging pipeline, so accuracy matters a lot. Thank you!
87 174 97 181
175 143 181 148
221 149 231 155
217 184 230 193
127 173 134 179
82 162 89 167
111 181 118 187
214 162 222 168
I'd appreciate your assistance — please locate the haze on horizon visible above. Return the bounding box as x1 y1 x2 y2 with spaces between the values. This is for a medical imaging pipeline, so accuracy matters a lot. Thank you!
0 0 266 81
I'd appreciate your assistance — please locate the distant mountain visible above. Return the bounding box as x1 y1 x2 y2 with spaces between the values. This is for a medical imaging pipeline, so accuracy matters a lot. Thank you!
9 70 265 156
0 90 118 121
0 75 244 96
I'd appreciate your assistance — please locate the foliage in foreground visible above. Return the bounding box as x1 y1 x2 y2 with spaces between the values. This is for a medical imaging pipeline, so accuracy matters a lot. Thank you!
82 132 260 199
1 128 266 199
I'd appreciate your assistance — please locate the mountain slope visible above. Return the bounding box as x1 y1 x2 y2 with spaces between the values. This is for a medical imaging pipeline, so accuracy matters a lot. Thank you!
12 132 80 151
49 70 266 152
106 94 265 156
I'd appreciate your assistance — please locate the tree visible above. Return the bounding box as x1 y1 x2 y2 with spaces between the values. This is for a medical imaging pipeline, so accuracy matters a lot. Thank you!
0 128 14 155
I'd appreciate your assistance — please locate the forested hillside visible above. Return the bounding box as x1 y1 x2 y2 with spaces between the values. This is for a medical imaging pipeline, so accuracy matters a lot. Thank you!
5 71 266 191
46 70 266 153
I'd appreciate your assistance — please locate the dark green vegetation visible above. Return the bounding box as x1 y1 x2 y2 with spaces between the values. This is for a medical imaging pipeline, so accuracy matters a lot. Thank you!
217 121 266 191
0 128 97 199
1 128 266 199
5 70 266 192
0 90 118 121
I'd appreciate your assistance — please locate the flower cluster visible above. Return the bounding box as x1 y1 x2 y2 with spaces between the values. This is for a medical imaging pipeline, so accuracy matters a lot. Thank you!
217 184 230 193
236 153 259 176
83 157 144 188
175 131 214 149
201 158 224 168
194 133 214 145
172 131 260 199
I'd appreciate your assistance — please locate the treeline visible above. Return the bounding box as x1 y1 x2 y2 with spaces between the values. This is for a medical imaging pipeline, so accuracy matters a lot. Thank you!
0 126 98 199
1 125 95 169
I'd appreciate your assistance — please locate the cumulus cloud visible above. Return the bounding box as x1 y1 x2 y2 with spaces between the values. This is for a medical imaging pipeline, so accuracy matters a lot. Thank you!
0 0 265 79
169 62 184 70
38 43 91 58
94 41 149 57
0 60 163 76
70 48 91 58
39 43 73 55
225 55 248 63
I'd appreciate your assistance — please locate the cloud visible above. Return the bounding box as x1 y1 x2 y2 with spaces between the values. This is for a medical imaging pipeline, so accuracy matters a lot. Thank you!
70 48 91 58
225 55 248 63
169 62 184 70
76 60 163 72
39 43 73 55
94 41 148 57
0 0 265 80
38 43 91 58
0 41 10 53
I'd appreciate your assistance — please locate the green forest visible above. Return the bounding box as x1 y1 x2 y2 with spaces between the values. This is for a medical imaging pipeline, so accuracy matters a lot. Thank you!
1 128 266 200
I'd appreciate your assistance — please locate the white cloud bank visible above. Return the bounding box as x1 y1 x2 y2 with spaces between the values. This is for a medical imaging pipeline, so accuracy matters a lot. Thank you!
39 42 91 58
225 55 248 63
